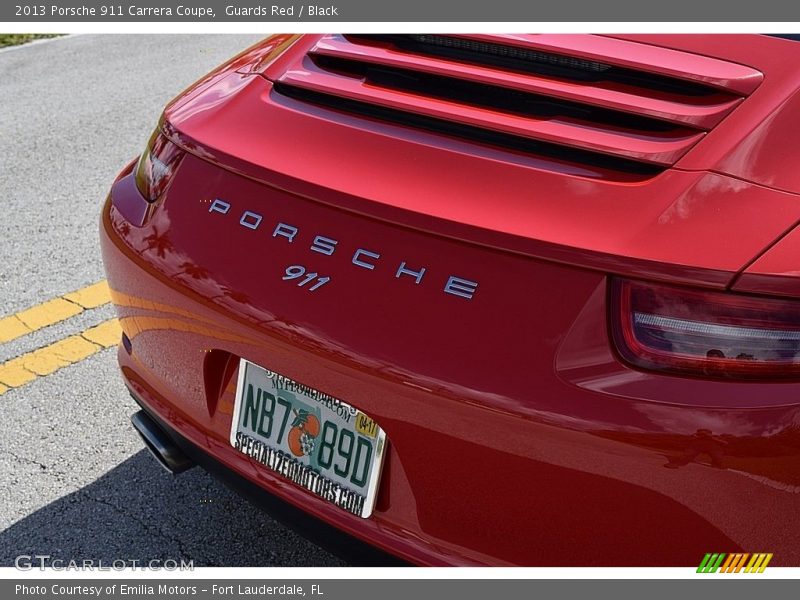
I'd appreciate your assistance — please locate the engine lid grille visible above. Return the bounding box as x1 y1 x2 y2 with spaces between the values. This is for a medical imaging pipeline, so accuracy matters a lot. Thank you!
272 34 763 176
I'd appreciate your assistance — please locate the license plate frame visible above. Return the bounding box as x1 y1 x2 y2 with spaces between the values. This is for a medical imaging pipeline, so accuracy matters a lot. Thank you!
229 359 387 518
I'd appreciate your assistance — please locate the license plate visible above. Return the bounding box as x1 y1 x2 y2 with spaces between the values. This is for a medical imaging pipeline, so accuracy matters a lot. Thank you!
230 359 387 518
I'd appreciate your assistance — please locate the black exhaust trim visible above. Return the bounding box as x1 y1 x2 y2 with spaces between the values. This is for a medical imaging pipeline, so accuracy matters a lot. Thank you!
130 410 194 475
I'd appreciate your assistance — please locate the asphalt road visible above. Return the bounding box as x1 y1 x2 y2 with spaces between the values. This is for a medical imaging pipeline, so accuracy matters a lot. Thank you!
0 35 346 567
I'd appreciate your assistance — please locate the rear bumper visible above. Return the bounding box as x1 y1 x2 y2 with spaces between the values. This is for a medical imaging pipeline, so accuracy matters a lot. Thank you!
100 155 800 566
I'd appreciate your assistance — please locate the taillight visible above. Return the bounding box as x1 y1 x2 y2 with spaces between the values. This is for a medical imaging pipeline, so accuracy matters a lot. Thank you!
134 129 184 202
610 278 800 380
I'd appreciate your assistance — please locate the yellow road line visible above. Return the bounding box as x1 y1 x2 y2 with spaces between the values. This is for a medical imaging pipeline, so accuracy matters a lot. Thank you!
83 319 124 347
64 280 113 310
16 298 82 330
0 318 121 395
0 315 29 342
0 280 110 344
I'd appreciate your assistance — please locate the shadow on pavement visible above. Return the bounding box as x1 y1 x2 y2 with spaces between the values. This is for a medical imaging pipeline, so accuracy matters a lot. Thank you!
0 450 346 567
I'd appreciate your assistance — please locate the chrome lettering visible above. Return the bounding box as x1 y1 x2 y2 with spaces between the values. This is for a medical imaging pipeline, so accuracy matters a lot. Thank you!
395 262 426 284
444 276 478 300
239 211 262 230
209 198 230 214
273 222 298 242
208 200 479 299
352 249 380 270
311 235 338 256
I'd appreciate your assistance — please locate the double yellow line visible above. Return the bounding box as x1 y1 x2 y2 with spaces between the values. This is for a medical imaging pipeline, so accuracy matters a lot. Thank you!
0 281 121 395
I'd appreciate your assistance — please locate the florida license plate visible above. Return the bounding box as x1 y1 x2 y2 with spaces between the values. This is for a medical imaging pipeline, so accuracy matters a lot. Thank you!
230 359 387 518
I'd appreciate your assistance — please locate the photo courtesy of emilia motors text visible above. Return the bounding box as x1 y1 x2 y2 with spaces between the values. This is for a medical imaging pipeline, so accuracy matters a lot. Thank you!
2 0 800 597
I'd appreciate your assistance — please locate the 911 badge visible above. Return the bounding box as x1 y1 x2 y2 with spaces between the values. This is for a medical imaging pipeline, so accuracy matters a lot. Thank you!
282 264 330 291
208 198 478 299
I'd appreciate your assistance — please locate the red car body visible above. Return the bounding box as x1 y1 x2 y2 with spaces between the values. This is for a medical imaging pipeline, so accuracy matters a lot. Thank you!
100 34 800 566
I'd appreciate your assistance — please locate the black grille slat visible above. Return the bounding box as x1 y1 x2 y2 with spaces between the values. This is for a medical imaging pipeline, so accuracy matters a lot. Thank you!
273 81 664 179
349 34 720 98
314 54 681 134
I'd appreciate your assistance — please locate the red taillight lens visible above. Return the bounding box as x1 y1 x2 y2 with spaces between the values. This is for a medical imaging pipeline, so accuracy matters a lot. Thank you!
611 278 800 380
134 130 184 202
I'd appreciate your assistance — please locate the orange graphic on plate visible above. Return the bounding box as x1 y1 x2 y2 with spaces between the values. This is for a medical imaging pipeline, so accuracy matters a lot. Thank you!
288 409 320 457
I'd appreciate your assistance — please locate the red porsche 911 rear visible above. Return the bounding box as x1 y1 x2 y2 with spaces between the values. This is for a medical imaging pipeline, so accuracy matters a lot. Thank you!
100 34 800 566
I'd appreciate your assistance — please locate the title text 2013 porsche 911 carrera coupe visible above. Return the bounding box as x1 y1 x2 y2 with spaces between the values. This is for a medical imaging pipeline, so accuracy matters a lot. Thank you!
100 34 800 566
